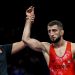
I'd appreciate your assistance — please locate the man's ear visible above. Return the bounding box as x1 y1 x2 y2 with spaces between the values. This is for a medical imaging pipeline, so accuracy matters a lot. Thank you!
61 30 64 36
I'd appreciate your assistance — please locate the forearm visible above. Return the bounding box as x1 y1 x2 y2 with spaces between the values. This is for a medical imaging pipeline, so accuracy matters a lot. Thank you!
22 6 35 43
22 18 32 42
12 41 26 54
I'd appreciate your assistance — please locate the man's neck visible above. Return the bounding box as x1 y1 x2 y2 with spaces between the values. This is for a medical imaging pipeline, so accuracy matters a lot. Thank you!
53 38 65 48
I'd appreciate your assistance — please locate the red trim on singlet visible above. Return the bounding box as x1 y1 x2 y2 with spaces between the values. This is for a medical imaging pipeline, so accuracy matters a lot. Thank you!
48 41 75 75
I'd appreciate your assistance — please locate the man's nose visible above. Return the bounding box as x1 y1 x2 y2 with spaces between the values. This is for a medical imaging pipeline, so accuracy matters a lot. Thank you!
50 31 54 36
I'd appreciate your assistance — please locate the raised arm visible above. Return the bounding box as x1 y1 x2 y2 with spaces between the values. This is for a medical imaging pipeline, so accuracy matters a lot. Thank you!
22 6 46 52
11 7 30 54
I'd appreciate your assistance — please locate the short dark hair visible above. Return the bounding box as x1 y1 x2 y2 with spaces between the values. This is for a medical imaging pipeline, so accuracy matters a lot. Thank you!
47 20 63 29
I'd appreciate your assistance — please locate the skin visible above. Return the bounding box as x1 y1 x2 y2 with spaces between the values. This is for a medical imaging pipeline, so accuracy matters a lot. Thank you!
11 41 26 54
22 6 75 66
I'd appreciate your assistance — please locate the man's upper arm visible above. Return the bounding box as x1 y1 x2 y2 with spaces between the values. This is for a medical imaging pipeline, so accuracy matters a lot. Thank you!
12 41 26 54
25 38 45 52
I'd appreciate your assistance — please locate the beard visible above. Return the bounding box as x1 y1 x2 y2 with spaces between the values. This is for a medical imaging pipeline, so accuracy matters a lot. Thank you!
50 36 61 43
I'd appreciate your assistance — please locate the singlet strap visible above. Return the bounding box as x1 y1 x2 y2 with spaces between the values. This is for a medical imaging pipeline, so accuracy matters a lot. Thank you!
66 41 71 51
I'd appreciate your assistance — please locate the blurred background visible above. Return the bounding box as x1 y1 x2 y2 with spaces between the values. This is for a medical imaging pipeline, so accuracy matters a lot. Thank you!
0 0 75 75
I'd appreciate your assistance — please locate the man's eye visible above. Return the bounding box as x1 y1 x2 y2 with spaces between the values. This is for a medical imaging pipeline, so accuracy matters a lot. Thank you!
48 30 51 33
52 29 57 32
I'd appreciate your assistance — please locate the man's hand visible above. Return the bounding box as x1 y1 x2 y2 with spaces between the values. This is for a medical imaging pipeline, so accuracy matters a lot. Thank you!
26 6 35 22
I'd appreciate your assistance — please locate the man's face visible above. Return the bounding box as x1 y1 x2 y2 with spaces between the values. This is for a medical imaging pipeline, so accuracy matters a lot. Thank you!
47 25 64 43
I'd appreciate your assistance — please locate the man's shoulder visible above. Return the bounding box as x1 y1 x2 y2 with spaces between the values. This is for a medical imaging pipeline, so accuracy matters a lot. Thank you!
67 40 75 46
41 42 50 46
66 41 75 54
41 42 50 52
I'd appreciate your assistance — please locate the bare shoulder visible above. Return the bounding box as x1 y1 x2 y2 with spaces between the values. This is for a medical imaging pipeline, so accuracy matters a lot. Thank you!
71 42 75 53
42 42 50 46
41 42 50 53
